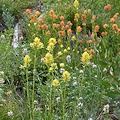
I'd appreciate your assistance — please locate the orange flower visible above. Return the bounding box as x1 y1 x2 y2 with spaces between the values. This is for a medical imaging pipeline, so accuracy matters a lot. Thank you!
79 40 83 43
60 16 64 21
60 21 65 26
58 30 65 36
53 14 58 20
110 18 115 22
76 26 82 32
103 24 108 29
113 15 118 20
82 22 86 27
90 49 95 54
115 13 119 16
67 21 73 27
67 29 72 35
101 32 107 36
46 30 51 35
39 18 44 23
112 24 118 30
117 29 120 34
26 9 31 14
30 14 35 19
104 4 111 11
61 26 65 30
65 25 69 29
30 19 36 23
58 39 62 43
74 13 79 21
49 10 55 16
71 36 76 41
94 25 100 32
86 40 92 44
41 24 48 29
81 14 86 20
35 11 41 17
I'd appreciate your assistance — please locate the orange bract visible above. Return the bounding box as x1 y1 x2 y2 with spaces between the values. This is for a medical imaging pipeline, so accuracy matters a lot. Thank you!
81 14 86 20
26 9 31 14
49 10 55 16
104 4 111 11
94 25 100 32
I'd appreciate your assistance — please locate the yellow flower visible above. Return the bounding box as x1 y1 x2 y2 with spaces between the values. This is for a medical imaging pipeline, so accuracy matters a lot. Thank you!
62 71 71 82
24 55 31 67
44 53 54 65
48 38 57 45
81 52 90 64
57 51 63 56
19 65 25 69
46 43 55 52
51 79 60 87
73 0 79 8
30 37 44 49
60 63 65 68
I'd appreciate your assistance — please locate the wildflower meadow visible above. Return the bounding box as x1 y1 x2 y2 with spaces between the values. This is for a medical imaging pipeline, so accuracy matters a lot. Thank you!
0 0 120 120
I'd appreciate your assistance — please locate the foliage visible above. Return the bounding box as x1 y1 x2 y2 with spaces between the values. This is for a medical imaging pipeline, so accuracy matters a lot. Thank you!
0 0 120 120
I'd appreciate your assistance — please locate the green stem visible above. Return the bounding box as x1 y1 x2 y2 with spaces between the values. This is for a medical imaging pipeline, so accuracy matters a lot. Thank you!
32 51 37 120
26 68 32 120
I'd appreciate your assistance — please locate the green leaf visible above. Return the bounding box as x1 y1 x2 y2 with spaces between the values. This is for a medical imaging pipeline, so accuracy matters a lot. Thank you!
101 81 111 88
107 91 120 98
99 60 108 69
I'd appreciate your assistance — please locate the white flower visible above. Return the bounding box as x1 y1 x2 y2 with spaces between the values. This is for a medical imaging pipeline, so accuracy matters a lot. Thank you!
77 102 83 107
66 55 71 63
103 104 109 114
73 81 77 86
94 75 97 78
92 64 97 68
34 100 38 104
103 68 107 72
79 70 83 74
56 97 60 102
0 78 5 83
73 77 77 80
0 35 5 39
60 68 65 74
8 111 13 116
23 48 28 54
0 71 4 75
41 58 45 62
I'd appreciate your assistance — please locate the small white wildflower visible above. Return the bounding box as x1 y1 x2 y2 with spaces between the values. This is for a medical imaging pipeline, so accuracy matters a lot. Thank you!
73 77 77 80
92 64 97 68
0 71 4 75
60 68 65 74
103 104 109 114
41 58 44 62
66 55 71 63
34 107 40 111
95 75 97 78
73 81 77 86
77 102 83 107
56 97 60 102
79 70 83 74
0 35 5 39
23 48 28 54
79 97 83 100
7 111 13 116
0 78 5 83
34 100 38 104
103 68 107 72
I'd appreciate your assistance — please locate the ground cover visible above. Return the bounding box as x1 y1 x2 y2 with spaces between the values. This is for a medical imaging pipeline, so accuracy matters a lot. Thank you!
0 0 120 120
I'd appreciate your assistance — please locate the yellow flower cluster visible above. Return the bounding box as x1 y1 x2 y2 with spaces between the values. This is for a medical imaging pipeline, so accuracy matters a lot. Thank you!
44 53 54 65
81 52 90 64
24 55 31 67
30 37 44 49
48 38 57 45
73 0 79 8
51 79 60 86
46 42 55 52
62 71 71 82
